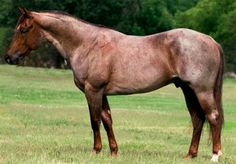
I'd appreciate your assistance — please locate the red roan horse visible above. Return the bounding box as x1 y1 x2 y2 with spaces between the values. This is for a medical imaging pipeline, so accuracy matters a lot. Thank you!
5 8 224 162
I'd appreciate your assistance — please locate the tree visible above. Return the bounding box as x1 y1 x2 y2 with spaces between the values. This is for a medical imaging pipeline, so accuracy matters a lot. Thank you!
174 0 236 71
215 5 236 71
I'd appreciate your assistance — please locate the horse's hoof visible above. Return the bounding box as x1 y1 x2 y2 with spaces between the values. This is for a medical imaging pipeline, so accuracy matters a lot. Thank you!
111 152 118 157
211 154 219 162
211 150 222 162
183 153 197 159
183 154 191 159
92 149 101 155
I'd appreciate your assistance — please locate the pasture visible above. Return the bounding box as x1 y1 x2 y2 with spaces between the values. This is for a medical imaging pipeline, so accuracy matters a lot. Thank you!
0 65 235 163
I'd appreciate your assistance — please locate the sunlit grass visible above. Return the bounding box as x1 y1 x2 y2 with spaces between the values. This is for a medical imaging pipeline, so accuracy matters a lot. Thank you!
0 65 235 163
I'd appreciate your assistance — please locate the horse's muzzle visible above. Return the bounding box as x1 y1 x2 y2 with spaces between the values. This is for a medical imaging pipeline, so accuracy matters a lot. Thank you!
4 54 19 65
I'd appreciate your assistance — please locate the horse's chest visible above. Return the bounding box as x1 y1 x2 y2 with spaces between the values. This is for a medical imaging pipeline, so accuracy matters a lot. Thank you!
74 75 85 91
72 66 87 91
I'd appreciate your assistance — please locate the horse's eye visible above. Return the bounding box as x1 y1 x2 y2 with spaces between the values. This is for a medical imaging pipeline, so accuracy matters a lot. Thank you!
20 25 32 34
20 27 29 34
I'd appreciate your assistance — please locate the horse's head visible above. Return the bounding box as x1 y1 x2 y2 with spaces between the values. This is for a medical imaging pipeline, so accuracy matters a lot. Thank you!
5 7 42 64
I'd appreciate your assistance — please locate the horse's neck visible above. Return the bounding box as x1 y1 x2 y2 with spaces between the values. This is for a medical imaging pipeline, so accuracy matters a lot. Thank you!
33 12 98 59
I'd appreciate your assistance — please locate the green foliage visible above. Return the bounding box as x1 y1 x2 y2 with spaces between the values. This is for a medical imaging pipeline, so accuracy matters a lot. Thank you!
167 0 198 14
135 0 174 34
0 27 11 63
0 28 7 53
214 2 236 71
175 0 218 34
0 0 13 26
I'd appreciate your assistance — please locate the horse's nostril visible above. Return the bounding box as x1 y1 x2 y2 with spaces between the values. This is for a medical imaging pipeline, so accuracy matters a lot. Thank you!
5 55 9 62
5 55 13 64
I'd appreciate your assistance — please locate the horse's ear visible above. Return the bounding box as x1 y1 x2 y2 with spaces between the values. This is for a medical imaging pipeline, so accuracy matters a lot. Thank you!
18 7 31 18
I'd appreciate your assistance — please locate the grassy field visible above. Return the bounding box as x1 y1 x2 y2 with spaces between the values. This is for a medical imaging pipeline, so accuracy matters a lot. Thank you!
0 65 235 164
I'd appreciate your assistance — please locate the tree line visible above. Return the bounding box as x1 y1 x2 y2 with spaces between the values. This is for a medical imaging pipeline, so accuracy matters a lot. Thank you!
0 0 235 71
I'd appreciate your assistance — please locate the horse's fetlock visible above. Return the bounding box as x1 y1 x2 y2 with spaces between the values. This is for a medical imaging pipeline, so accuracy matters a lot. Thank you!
93 145 102 153
184 152 197 159
110 146 118 156
188 149 198 158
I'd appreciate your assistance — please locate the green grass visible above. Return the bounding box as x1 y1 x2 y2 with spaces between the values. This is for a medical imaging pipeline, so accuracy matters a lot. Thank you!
0 65 235 163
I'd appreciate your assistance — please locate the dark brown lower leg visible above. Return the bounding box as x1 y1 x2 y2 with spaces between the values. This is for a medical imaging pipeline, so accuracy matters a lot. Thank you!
90 114 102 153
181 83 205 158
211 121 222 154
187 117 205 157
101 96 118 155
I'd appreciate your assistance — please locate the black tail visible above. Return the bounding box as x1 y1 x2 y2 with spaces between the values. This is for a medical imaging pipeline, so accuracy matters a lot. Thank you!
214 44 224 125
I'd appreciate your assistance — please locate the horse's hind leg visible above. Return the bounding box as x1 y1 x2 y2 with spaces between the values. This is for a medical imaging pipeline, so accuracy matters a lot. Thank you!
180 83 205 158
101 96 118 156
196 91 223 162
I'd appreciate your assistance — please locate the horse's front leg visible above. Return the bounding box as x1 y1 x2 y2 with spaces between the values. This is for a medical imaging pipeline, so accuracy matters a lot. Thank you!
85 83 103 154
101 96 118 156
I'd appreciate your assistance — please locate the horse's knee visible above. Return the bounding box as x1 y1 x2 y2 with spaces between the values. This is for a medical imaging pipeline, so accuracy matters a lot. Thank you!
207 110 219 125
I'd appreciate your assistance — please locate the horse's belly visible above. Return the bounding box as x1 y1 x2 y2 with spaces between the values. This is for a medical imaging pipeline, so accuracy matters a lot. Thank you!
105 81 170 95
104 69 171 95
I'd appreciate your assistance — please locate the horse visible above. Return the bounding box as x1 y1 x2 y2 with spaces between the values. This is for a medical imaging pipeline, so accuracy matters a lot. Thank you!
5 7 224 162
